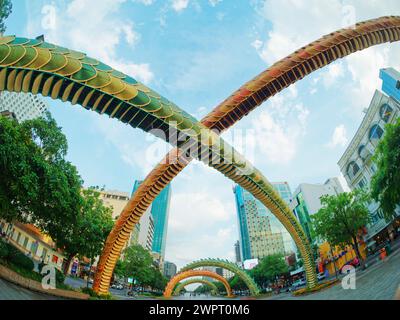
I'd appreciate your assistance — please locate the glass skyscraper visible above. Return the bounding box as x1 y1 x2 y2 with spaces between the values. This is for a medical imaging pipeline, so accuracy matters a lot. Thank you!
234 182 295 262
132 180 171 259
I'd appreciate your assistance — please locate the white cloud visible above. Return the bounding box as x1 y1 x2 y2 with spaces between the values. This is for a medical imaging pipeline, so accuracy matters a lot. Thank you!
248 87 310 165
253 0 400 112
164 171 237 269
327 124 348 148
171 0 189 12
322 62 345 88
209 0 222 7
169 191 232 233
251 39 263 51
132 0 154 5
27 0 154 84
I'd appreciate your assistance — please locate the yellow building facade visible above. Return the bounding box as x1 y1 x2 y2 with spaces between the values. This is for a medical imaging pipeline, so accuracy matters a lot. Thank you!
0 221 65 271
318 241 367 276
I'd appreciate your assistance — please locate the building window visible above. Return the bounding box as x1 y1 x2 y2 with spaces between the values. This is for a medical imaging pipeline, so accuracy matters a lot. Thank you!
347 161 360 180
369 124 384 141
379 103 393 123
23 236 29 249
357 178 367 190
358 145 371 162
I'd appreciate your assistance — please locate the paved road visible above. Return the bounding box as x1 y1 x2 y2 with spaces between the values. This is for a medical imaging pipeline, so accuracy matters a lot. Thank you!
0 278 59 300
265 248 400 300
64 276 130 299
1 249 399 300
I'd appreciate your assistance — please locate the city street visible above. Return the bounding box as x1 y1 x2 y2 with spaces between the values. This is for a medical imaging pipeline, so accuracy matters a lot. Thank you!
0 278 59 300
265 248 400 300
1 248 399 300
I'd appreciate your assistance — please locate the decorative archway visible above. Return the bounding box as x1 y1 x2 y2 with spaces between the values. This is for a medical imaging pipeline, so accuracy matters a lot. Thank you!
94 16 400 294
173 278 219 296
164 270 233 298
0 16 398 296
179 258 260 296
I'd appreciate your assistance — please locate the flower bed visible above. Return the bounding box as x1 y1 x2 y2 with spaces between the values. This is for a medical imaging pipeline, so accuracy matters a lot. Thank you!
292 280 339 296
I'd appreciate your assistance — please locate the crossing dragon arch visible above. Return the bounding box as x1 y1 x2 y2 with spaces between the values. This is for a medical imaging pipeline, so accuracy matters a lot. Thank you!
164 270 234 298
0 16 398 296
173 278 219 296
93 16 400 294
179 258 260 296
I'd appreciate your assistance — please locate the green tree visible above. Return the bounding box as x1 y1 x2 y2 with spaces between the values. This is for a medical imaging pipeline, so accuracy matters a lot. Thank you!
122 244 154 288
371 118 400 220
0 116 41 223
0 0 12 34
229 275 247 291
251 253 289 288
148 267 168 291
194 284 212 294
59 187 114 275
113 259 126 279
0 114 82 235
0 114 114 277
312 190 370 270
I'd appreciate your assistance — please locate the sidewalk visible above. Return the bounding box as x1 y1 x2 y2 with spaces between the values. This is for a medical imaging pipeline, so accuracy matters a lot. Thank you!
364 236 400 268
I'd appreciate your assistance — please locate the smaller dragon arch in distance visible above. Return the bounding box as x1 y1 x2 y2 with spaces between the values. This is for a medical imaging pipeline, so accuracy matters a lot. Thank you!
179 258 260 296
164 270 234 298
173 278 219 296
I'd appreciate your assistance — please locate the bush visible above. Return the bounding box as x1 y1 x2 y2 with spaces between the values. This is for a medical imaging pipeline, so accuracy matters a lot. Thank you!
81 287 113 300
9 251 34 271
55 268 65 285
0 240 9 259
0 241 34 271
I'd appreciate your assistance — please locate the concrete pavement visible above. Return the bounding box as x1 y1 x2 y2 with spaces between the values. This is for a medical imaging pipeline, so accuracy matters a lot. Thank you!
265 247 400 300
0 278 60 300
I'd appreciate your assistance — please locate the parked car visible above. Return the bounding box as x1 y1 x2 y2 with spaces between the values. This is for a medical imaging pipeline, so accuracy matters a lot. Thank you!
291 278 306 290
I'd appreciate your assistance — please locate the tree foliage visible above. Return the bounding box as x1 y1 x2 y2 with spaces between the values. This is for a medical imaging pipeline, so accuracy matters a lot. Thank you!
312 190 370 267
0 114 114 274
59 187 114 273
0 113 82 231
0 0 12 34
120 244 167 290
250 253 289 287
371 118 400 220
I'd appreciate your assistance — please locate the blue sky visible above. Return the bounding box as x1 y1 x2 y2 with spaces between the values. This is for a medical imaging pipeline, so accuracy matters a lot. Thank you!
5 0 400 269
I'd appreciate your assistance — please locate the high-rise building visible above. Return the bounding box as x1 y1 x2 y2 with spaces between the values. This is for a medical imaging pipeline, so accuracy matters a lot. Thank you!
234 183 288 261
234 240 241 263
222 268 235 280
163 261 177 279
290 178 344 244
137 207 155 252
151 184 171 260
0 92 48 122
132 180 171 259
338 69 400 249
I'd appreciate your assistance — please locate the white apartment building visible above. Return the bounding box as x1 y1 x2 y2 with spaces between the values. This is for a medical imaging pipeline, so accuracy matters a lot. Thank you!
338 89 400 248
290 177 345 244
0 92 48 122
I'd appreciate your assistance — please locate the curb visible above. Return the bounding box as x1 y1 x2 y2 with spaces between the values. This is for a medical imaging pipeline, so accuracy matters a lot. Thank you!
0 264 90 300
